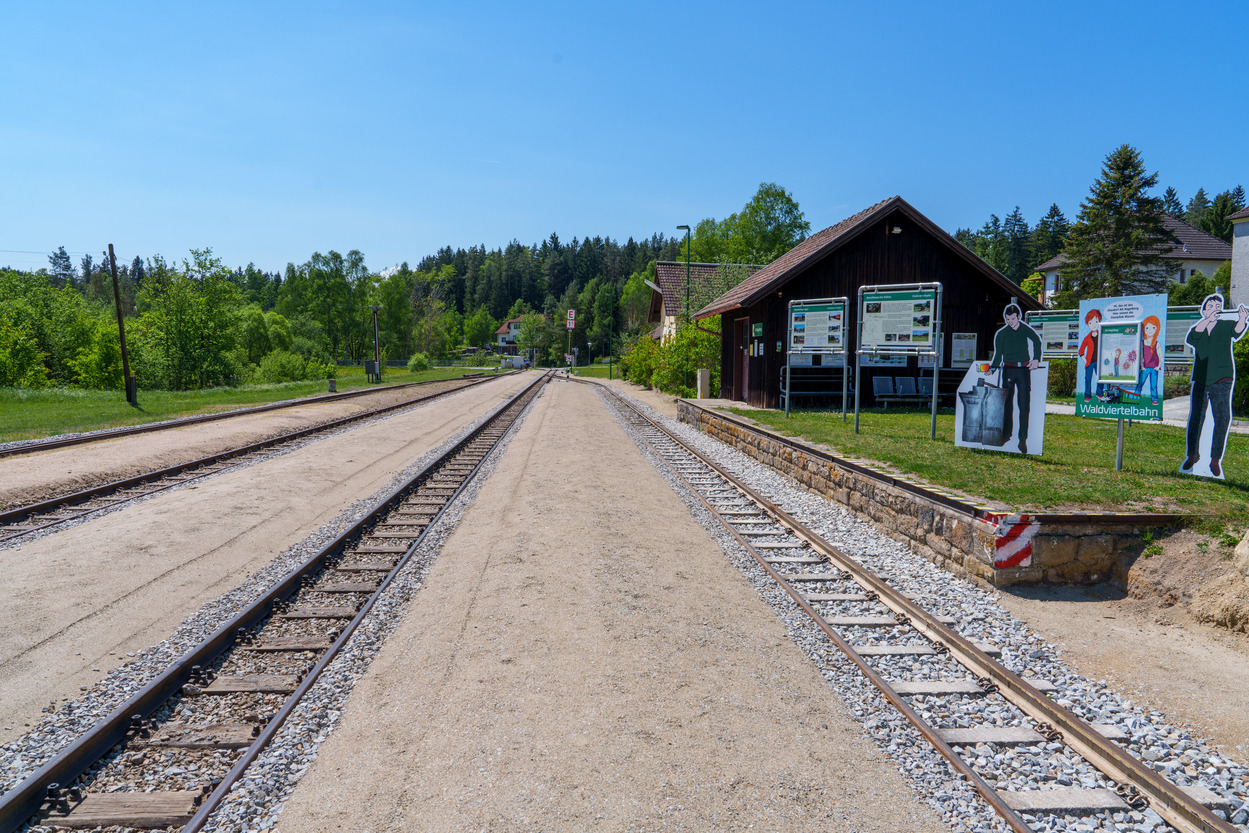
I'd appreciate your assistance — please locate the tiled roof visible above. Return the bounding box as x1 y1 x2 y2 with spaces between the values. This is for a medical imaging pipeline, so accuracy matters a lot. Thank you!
695 195 1038 319
1163 216 1231 259
653 261 760 318
1228 207 1249 222
1031 216 1230 273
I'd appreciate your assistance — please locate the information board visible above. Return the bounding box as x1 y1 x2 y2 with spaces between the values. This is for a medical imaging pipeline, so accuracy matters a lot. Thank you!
1097 322 1141 385
789 300 846 352
951 333 977 367
1024 310 1081 357
860 288 937 352
1165 307 1199 363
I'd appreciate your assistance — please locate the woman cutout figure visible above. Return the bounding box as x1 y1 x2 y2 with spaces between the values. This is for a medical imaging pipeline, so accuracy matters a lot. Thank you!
1134 315 1161 404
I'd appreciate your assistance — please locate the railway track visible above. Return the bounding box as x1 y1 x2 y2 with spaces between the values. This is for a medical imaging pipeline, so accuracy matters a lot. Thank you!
0 374 506 545
0 371 551 833
0 373 509 461
595 381 1238 833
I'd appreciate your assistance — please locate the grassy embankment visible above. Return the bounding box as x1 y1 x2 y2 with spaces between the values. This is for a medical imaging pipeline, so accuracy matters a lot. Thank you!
0 366 501 443
731 407 1249 528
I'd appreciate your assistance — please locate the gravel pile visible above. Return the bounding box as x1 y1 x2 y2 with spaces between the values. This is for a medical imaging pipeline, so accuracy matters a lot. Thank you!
598 387 1249 833
1 388 536 823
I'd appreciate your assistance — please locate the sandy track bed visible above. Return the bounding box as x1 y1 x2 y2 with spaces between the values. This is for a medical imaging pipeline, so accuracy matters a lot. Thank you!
0 378 494 510
0 373 533 744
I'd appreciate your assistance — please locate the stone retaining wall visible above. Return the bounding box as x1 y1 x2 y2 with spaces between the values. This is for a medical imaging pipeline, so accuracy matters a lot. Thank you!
678 402 1168 588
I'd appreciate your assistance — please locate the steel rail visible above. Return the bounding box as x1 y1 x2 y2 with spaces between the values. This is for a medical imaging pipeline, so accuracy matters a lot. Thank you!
180 371 550 832
601 385 1235 833
599 390 1033 833
0 374 501 529
0 372 550 833
0 371 510 460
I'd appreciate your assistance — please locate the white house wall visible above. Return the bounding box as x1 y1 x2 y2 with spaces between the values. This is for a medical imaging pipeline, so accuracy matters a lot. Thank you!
1232 221 1248 309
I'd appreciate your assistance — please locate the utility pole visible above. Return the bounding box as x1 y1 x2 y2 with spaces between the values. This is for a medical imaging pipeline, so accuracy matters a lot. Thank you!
107 244 137 405
370 305 381 382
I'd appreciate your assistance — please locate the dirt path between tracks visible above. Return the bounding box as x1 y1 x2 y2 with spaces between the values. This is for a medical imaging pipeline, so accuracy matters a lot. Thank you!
277 379 949 833
0 378 492 511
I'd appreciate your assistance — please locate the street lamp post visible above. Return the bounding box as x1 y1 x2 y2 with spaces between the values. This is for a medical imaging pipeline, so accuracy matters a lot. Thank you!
676 224 691 392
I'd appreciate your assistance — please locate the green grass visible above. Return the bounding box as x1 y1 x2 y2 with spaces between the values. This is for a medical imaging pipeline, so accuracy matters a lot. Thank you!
727 406 1249 524
570 363 621 379
0 366 500 442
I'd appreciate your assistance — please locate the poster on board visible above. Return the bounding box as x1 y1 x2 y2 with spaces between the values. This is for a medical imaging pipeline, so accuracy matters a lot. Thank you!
1075 293 1167 421
860 288 938 352
1025 309 1082 357
789 300 846 352
955 303 1047 455
1181 293 1248 479
951 333 977 368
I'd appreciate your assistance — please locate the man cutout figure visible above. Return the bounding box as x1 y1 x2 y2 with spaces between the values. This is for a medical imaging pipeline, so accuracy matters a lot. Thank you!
989 304 1043 455
1182 293 1248 478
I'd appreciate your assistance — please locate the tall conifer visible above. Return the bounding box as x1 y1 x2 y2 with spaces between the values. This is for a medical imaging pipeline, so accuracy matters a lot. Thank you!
1060 145 1176 302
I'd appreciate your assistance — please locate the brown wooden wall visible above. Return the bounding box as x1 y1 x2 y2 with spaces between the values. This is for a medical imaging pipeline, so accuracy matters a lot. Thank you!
719 206 1040 409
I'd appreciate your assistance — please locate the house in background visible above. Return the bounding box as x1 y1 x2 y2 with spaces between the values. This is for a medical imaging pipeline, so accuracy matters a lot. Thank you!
1230 207 1249 309
651 261 760 342
495 315 543 355
1034 216 1231 305
695 196 1040 408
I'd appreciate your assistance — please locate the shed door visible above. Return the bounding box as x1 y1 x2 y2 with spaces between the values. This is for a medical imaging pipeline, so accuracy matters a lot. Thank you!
733 317 750 402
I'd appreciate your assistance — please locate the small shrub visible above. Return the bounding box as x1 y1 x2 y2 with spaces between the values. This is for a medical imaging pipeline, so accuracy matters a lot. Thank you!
407 352 431 372
1046 358 1076 398
257 350 310 384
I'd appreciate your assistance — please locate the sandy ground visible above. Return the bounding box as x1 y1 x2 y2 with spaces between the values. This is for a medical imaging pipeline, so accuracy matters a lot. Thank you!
276 379 949 833
997 581 1249 760
0 378 493 510
0 374 533 743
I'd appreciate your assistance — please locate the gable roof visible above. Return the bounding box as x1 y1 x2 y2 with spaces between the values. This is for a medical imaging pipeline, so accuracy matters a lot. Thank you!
653 261 761 318
494 314 543 336
694 196 1037 319
1229 207 1249 223
1033 216 1231 273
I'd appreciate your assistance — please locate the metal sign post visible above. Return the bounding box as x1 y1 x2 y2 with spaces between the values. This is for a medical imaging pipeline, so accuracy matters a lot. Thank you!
785 296 849 420
854 283 943 437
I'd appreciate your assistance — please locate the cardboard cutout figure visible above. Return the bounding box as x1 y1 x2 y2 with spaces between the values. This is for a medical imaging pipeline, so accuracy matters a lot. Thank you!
956 304 1048 455
1181 293 1248 479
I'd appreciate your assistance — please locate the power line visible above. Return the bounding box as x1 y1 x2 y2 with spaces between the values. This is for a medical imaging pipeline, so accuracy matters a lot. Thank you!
0 248 96 255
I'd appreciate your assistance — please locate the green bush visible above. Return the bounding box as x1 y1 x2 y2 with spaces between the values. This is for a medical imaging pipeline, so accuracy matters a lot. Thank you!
651 321 720 398
407 352 431 372
1046 358 1076 398
623 337 660 388
256 350 311 384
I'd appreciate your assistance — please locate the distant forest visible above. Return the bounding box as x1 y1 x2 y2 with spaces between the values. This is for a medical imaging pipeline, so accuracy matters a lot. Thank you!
955 182 1244 286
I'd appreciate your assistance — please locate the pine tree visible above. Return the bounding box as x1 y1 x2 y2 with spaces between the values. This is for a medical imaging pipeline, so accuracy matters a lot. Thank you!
1162 187 1184 218
1185 187 1211 229
48 246 75 286
1002 206 1032 285
1030 204 1070 265
1060 145 1176 302
1232 185 1246 211
1203 191 1238 243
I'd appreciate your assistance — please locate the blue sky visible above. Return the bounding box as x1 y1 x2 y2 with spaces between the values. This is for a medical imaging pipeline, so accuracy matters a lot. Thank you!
3 1 1246 276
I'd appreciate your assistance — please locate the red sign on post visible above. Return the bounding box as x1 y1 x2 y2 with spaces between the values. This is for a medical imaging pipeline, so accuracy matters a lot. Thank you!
566 309 576 330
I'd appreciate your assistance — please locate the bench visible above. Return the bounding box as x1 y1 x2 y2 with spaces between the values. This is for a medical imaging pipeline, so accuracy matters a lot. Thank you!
872 376 930 408
780 365 855 409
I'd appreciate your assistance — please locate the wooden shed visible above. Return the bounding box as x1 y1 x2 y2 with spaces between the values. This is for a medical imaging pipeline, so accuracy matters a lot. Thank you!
695 196 1042 408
